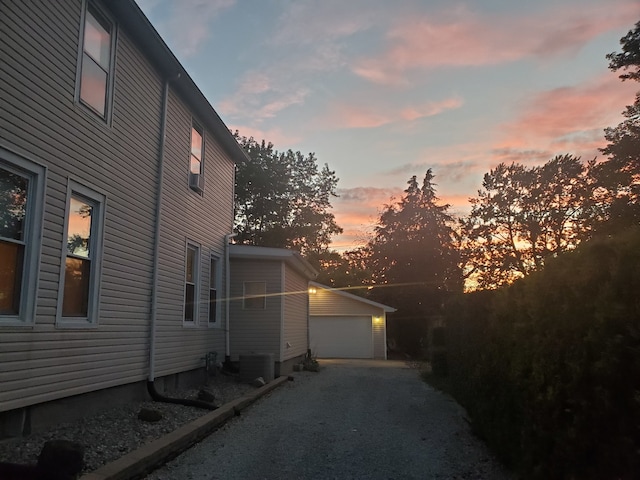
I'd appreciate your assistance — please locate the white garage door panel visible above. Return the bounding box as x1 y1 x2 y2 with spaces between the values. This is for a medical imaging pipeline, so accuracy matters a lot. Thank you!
310 316 373 359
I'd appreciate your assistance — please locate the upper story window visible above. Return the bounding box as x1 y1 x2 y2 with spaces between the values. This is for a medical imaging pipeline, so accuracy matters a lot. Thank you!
0 148 46 325
78 2 115 120
189 123 204 193
57 182 106 326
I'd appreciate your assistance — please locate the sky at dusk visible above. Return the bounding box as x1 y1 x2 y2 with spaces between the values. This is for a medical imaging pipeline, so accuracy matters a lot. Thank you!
138 0 640 251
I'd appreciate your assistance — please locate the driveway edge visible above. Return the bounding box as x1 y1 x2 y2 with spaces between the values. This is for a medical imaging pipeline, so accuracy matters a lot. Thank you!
79 376 289 480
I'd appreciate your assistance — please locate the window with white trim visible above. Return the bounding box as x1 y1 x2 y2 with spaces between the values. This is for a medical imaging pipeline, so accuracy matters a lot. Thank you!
0 149 45 325
184 242 200 323
189 123 204 193
243 281 266 310
58 182 105 325
208 255 221 325
77 1 115 120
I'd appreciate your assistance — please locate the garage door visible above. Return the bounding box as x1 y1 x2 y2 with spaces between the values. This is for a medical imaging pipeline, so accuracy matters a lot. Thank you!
309 316 373 359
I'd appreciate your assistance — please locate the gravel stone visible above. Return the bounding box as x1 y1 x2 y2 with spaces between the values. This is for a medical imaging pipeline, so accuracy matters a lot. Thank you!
145 359 514 480
0 374 253 475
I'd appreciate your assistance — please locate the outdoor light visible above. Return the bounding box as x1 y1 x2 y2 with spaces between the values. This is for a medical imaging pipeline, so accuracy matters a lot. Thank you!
308 287 317 294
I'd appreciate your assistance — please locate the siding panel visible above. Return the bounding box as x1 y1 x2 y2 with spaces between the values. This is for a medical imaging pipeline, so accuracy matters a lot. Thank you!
228 259 282 361
283 266 309 361
152 88 234 376
0 0 159 411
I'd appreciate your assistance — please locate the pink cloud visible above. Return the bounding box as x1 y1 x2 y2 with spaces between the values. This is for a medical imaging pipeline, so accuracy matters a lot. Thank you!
229 124 301 146
496 73 638 163
326 96 463 129
352 1 639 85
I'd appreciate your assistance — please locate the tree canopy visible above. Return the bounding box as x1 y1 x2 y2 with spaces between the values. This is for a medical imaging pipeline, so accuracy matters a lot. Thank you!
233 133 342 256
606 20 640 82
366 170 462 353
597 22 640 233
462 155 593 289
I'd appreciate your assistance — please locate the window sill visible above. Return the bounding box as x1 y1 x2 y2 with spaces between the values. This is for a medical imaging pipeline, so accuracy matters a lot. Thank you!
56 320 98 330
0 320 35 329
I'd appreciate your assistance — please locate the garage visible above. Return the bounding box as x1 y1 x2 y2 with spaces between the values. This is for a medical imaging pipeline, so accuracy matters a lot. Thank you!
310 316 373 359
308 282 396 360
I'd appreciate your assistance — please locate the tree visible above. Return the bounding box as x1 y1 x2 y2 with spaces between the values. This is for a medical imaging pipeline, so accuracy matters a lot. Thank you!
595 21 640 233
309 247 372 293
366 170 462 354
606 20 640 82
233 133 342 257
463 156 592 289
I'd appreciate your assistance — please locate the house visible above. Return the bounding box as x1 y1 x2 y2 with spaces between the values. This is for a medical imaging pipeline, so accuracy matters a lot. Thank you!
0 0 246 436
228 245 318 375
308 282 396 360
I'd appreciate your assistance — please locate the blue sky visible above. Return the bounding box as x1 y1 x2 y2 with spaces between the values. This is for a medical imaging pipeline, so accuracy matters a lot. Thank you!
138 0 640 251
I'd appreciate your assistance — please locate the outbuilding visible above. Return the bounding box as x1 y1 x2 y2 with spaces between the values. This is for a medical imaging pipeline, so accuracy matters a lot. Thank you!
308 282 396 360
228 245 318 376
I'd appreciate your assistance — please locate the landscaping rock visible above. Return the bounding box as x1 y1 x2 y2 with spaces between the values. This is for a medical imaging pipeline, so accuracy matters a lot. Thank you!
251 377 266 387
197 389 215 403
137 408 163 423
38 439 84 479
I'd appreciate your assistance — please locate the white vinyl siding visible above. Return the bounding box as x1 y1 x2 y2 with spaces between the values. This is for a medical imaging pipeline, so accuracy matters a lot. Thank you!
152 88 234 377
0 0 160 411
282 265 309 361
229 259 281 360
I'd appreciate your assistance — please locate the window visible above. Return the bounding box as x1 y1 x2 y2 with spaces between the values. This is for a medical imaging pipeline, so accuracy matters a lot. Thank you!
184 242 200 323
189 123 204 193
78 2 115 119
0 149 45 325
58 182 105 325
208 256 221 325
243 281 266 310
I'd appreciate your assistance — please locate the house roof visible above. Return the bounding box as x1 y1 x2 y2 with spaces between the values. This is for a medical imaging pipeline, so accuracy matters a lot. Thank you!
107 0 248 165
309 281 397 313
229 245 319 280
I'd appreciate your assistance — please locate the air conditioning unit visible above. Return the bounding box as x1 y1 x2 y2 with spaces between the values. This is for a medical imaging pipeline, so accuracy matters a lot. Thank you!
189 172 204 193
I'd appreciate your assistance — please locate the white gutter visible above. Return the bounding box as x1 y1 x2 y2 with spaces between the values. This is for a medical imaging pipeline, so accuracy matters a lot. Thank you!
224 233 236 359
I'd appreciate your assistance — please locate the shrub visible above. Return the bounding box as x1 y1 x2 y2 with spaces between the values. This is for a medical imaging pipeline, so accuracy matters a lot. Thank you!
443 228 640 479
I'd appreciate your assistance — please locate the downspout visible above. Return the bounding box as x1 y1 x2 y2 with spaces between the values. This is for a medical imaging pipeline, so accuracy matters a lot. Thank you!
146 76 215 410
224 233 236 367
149 78 171 383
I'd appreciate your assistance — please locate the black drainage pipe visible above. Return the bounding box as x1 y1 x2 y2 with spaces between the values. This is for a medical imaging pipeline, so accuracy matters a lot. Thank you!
147 381 217 410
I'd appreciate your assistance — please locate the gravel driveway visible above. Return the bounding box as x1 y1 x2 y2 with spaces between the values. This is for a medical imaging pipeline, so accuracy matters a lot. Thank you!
146 359 511 480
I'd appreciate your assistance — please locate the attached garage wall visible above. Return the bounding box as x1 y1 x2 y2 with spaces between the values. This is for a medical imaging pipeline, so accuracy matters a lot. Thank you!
310 316 373 359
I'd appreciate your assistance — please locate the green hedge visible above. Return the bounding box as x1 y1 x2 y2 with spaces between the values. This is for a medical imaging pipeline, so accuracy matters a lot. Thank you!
443 228 640 479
